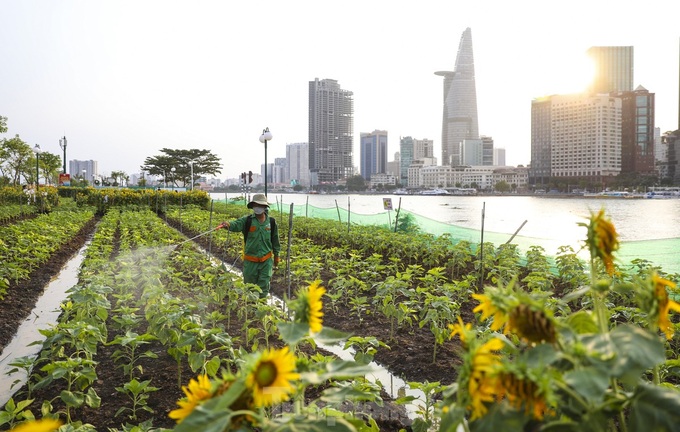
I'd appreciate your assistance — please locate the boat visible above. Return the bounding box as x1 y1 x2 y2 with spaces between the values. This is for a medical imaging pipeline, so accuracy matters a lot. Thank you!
419 188 450 196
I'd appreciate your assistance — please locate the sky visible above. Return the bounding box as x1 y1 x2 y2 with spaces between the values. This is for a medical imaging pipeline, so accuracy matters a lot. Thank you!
1 0 679 180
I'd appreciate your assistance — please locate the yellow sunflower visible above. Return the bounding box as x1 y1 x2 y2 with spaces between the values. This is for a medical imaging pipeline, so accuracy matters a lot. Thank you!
307 280 326 333
582 209 619 275
472 293 509 332
507 304 557 344
10 419 62 432
497 372 550 420
653 274 680 339
246 346 300 407
467 338 503 419
169 374 213 424
449 316 473 345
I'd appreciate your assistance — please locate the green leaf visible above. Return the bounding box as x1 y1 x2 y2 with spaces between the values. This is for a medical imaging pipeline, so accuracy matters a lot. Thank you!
609 325 665 384
470 401 526 432
629 383 680 432
562 285 591 303
270 417 357 431
60 390 85 408
566 310 599 334
438 406 466 432
205 356 221 377
277 322 310 346
85 387 101 408
314 326 351 344
563 368 610 403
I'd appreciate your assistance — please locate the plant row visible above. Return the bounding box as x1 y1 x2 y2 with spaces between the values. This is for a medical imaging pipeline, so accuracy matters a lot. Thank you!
0 206 94 300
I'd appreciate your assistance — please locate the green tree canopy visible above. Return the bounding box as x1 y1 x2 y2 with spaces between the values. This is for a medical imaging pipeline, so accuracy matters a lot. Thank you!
0 135 34 186
346 175 367 192
141 148 222 188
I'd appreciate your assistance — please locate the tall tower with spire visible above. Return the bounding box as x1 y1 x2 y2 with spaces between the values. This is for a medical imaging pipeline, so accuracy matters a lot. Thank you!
436 27 479 166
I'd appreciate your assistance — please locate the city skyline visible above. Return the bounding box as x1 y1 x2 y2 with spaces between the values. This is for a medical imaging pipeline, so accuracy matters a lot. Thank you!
1 1 679 180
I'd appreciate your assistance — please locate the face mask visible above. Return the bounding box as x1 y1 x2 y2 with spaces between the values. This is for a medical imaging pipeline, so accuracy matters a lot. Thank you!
253 207 265 215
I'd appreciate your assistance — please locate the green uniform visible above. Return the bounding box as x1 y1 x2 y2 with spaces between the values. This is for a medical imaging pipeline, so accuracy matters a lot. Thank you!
226 213 280 297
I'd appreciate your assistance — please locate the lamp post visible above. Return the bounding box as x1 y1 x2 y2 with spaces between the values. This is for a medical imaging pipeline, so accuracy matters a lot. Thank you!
171 167 176 192
189 160 195 191
59 136 67 173
162 170 167 189
259 127 273 196
33 144 41 191
82 169 87 187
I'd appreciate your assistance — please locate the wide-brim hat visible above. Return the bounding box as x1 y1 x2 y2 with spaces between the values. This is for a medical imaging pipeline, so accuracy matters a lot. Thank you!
247 193 271 208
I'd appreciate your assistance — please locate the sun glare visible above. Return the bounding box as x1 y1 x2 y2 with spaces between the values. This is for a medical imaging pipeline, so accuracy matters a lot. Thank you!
546 55 596 95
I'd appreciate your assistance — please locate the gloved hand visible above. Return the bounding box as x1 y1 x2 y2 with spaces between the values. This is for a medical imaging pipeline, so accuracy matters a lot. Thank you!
274 256 280 267
217 221 229 230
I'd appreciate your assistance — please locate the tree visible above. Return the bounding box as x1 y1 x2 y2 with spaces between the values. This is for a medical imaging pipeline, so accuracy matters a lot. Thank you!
0 135 34 186
110 170 128 187
0 115 7 133
37 152 63 185
494 180 511 193
346 175 367 192
141 148 222 188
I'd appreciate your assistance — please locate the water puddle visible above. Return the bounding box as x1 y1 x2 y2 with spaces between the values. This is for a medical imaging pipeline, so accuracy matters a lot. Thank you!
0 242 89 406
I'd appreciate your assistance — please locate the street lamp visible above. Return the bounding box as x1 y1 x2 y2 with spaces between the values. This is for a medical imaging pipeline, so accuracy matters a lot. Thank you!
170 167 176 192
259 127 273 196
59 136 67 173
32 144 41 191
189 160 195 191
82 169 87 186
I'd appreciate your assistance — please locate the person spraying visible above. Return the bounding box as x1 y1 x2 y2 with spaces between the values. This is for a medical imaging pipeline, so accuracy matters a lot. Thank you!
219 194 280 298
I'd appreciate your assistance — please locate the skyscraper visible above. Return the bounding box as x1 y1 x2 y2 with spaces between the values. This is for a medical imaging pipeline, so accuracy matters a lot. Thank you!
359 130 388 181
618 86 655 175
399 136 414 186
587 46 634 94
286 142 309 187
308 78 354 185
436 27 479 166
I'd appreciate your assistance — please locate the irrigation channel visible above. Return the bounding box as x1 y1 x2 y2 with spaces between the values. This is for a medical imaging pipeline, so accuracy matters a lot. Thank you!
0 230 426 420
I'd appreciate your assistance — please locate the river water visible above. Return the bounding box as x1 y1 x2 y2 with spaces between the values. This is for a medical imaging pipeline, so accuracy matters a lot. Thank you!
213 193 680 273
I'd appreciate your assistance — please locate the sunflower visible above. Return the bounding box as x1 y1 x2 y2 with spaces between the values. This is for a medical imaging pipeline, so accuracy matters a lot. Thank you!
472 293 509 332
307 280 326 333
449 316 473 345
582 209 619 275
652 274 680 339
246 346 300 407
466 338 503 420
169 374 214 424
507 304 557 344
10 419 62 432
497 372 550 420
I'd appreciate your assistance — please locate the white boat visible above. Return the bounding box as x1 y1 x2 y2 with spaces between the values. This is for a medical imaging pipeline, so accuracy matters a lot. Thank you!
419 188 450 196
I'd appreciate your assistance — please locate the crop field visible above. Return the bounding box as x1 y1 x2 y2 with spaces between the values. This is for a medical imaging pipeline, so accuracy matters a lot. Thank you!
1 186 680 432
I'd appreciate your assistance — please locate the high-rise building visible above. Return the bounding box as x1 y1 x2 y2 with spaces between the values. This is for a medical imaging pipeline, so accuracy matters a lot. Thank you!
69 160 98 184
399 136 414 186
617 86 655 175
494 147 506 166
461 136 493 166
435 27 479 166
413 138 434 160
308 78 354 185
532 93 622 183
529 97 552 185
359 130 388 181
286 142 309 187
587 46 634 94
387 152 400 177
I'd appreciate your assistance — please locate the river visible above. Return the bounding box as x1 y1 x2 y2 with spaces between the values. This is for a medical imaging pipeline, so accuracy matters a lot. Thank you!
212 192 680 273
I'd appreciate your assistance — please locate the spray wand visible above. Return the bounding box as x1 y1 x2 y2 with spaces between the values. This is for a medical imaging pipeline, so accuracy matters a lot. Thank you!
174 223 227 248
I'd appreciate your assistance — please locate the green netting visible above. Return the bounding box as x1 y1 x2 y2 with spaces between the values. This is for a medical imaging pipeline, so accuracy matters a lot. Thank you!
261 200 680 275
